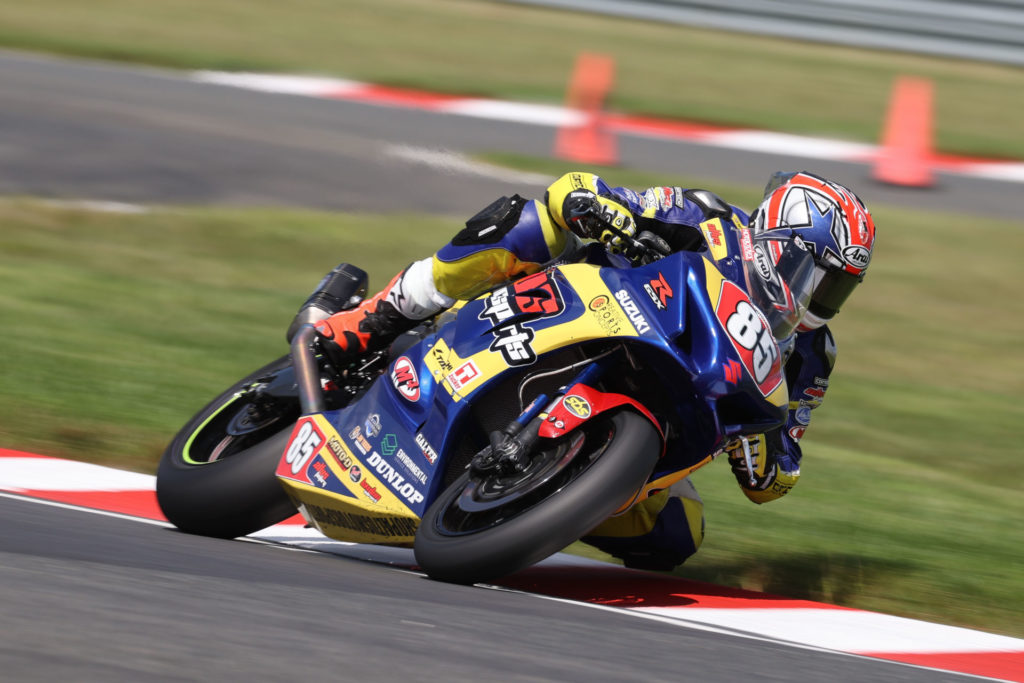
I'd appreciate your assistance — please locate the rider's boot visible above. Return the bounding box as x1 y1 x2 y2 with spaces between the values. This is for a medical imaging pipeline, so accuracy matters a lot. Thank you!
313 259 451 364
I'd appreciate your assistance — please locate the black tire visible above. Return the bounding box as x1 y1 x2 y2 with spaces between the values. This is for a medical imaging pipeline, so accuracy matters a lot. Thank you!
156 355 301 539
414 409 661 584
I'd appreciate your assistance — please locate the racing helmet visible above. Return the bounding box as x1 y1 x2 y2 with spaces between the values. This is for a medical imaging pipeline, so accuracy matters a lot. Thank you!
749 171 876 329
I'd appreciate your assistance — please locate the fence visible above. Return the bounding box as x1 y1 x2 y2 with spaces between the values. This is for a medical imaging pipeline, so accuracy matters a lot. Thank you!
500 0 1024 66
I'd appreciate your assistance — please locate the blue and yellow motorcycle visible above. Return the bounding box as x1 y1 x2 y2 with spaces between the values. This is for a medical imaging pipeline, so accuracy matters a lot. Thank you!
156 220 813 584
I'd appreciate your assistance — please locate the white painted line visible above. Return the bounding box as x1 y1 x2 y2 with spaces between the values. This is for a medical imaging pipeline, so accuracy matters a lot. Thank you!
635 606 1024 655
385 144 553 185
440 99 585 127
0 457 155 492
0 491 170 527
192 71 365 96
710 131 877 160
41 199 151 214
959 162 1024 183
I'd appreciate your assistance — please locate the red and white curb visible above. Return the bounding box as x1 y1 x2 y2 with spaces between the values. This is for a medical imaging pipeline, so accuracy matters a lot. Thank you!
2 448 1022 682
191 71 1024 185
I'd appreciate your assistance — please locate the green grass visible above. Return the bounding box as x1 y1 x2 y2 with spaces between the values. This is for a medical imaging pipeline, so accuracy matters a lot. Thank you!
1 187 1022 637
2 0 1024 158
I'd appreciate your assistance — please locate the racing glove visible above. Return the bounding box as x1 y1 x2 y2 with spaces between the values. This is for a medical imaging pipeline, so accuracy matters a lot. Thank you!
562 190 636 252
725 431 800 504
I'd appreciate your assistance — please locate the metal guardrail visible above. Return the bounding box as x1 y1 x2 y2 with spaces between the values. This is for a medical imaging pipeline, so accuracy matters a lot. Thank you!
499 0 1024 66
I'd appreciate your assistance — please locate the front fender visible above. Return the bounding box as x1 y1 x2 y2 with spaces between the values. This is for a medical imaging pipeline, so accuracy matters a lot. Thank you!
537 383 665 459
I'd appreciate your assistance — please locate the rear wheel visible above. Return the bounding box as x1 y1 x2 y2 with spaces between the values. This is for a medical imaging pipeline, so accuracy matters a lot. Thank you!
414 409 661 584
156 356 301 538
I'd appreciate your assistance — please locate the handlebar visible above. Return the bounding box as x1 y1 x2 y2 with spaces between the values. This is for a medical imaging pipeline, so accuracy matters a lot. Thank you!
581 203 667 265
290 324 326 414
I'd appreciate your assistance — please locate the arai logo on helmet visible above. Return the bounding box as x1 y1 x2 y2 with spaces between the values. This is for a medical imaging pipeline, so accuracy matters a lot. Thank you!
753 244 774 281
842 245 871 270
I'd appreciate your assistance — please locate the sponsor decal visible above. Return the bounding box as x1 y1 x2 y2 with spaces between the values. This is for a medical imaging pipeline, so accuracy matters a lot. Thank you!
431 345 454 374
642 188 658 211
588 295 628 336
479 271 564 366
562 394 591 419
327 436 351 469
804 386 826 400
700 219 725 248
348 426 371 455
715 280 783 397
723 358 742 385
359 477 381 502
674 187 687 209
842 245 871 270
739 227 755 261
367 452 426 506
349 464 362 484
284 418 324 476
446 360 480 392
364 414 382 438
306 504 417 537
391 356 420 402
795 405 812 425
415 432 439 465
613 289 651 333
381 433 399 457
309 456 332 488
643 272 673 311
658 186 674 211
789 425 807 441
395 449 428 485
489 324 536 365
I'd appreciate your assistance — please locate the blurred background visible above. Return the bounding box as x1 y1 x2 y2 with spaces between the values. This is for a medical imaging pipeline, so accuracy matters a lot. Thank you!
1 0 1022 636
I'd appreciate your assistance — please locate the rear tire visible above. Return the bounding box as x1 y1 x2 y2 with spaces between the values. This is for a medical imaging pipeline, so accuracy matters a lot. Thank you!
414 409 660 584
156 356 301 539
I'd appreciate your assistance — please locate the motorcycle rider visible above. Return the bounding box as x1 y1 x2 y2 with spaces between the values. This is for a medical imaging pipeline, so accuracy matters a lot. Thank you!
312 170 876 571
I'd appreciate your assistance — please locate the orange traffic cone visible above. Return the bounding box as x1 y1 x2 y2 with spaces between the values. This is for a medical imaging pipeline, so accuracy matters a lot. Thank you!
554 53 618 166
873 76 935 187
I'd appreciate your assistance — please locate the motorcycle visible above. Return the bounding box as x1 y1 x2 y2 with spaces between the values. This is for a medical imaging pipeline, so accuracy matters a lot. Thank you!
156 215 811 584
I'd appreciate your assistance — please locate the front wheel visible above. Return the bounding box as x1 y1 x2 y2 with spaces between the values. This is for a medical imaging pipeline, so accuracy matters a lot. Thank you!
156 355 301 539
414 409 661 584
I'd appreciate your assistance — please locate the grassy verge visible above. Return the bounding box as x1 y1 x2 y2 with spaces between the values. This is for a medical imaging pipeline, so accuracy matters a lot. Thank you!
1 189 1021 637
2 0 1024 159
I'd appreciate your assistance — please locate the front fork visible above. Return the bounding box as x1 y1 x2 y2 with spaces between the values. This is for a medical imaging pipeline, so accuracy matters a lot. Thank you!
469 362 607 476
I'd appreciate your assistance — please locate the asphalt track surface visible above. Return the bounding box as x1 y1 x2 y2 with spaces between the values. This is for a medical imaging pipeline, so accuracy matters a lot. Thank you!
1 495 976 683
0 50 1010 682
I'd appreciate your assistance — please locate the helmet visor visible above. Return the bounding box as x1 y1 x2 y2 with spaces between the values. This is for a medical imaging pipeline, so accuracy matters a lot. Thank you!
743 233 816 340
808 266 862 320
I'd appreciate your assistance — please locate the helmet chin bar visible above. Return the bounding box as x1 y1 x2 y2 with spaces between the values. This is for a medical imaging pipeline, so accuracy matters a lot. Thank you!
799 310 830 331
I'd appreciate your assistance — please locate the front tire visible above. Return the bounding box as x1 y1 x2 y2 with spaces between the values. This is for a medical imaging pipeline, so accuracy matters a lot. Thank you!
156 356 301 539
414 409 661 584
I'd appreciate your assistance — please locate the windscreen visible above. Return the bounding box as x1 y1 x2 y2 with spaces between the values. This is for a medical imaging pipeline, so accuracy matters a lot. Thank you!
742 232 815 340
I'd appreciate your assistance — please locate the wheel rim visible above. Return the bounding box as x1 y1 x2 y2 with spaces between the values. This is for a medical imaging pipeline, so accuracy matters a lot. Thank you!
181 380 299 466
433 418 616 536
